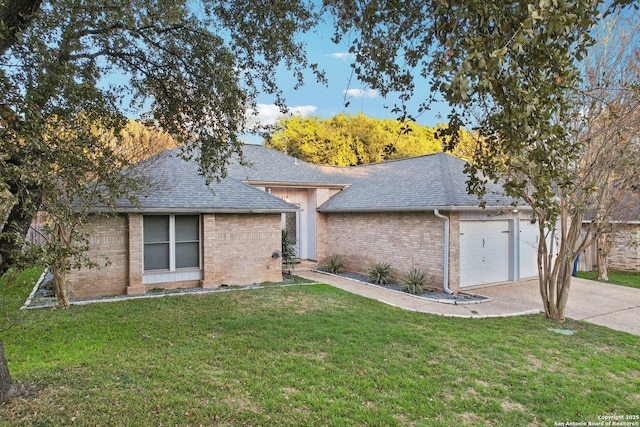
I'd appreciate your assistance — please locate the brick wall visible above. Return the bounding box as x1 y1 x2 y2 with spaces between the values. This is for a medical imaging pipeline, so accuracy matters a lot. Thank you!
201 214 217 287
609 225 640 271
66 212 283 299
127 215 144 294
323 212 451 292
66 214 129 299
316 212 329 263
579 224 640 272
315 189 341 263
208 214 283 285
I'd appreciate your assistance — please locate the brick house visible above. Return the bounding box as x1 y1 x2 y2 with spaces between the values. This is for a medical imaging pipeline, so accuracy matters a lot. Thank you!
605 224 640 271
578 207 640 273
67 144 540 299
66 150 298 299
231 145 539 294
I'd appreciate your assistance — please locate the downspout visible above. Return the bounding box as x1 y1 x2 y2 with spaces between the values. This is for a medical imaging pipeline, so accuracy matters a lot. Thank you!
434 209 453 294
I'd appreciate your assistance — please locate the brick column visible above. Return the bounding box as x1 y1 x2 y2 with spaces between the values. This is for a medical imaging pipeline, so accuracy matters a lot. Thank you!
126 214 146 295
200 214 219 289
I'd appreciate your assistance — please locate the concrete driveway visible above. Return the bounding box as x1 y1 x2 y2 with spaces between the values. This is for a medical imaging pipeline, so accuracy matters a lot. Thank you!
478 277 640 336
299 271 640 336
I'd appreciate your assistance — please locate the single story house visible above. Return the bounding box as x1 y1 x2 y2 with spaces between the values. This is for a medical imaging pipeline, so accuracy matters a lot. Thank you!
65 150 298 299
66 144 540 299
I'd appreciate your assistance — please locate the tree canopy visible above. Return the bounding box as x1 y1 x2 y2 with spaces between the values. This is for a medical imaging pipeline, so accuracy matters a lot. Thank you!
264 113 474 165
0 0 322 273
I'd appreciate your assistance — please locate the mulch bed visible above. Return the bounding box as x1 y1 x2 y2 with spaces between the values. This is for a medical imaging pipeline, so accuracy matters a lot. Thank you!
320 270 491 304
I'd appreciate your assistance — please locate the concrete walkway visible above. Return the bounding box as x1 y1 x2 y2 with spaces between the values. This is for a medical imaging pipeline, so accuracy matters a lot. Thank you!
297 270 640 336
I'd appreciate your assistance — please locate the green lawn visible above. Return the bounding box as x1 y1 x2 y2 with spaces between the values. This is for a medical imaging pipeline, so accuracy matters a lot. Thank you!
577 270 640 290
0 266 44 319
1 275 639 426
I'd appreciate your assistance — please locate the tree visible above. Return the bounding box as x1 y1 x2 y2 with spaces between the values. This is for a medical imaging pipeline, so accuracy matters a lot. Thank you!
264 113 474 165
575 12 640 281
115 119 178 164
0 0 321 402
479 8 640 318
326 0 636 320
1 0 322 273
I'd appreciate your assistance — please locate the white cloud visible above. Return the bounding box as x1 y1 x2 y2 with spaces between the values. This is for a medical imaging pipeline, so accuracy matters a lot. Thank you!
252 103 318 125
342 88 378 99
290 105 318 117
331 52 354 60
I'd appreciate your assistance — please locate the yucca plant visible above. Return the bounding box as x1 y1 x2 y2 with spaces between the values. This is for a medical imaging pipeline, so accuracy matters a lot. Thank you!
367 262 392 285
321 254 345 274
281 229 297 271
400 268 427 295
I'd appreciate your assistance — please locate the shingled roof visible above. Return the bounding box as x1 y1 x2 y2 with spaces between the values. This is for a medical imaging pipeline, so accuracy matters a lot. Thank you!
230 145 519 212
317 152 520 212
226 144 351 186
110 149 298 213
108 144 521 214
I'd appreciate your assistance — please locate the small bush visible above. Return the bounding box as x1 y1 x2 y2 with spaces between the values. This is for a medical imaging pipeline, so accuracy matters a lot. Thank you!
281 229 297 270
322 254 345 274
400 268 426 295
367 262 392 285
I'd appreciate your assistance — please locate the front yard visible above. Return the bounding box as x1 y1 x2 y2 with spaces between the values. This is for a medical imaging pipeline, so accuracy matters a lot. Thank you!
1 274 639 426
577 270 640 290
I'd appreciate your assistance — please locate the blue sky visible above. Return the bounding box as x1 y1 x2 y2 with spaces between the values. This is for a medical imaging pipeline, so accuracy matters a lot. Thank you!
246 25 451 144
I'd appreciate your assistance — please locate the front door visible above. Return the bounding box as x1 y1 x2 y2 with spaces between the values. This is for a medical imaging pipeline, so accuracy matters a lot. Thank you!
271 188 317 260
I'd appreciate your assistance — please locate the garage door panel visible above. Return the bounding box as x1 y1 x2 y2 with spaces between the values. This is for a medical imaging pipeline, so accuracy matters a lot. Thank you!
519 221 541 279
460 221 510 287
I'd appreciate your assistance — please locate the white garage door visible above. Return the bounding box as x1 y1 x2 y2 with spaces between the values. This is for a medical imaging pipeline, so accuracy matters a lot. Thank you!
459 221 511 287
518 220 540 279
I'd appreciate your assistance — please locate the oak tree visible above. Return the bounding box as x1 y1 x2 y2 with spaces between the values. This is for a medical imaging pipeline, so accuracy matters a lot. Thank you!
0 0 320 402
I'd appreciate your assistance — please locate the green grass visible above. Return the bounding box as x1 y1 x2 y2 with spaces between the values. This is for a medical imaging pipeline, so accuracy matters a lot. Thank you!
0 266 44 321
577 270 640 290
1 279 639 426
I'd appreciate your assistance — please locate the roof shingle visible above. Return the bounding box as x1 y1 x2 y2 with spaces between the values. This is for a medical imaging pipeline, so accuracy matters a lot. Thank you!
111 150 298 213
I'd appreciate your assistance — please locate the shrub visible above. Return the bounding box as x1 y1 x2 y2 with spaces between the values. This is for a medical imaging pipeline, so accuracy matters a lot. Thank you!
281 229 297 270
367 262 392 285
400 268 427 295
322 254 345 274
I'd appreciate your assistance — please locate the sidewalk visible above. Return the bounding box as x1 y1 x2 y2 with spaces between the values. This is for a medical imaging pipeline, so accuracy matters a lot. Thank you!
296 270 541 318
297 270 640 336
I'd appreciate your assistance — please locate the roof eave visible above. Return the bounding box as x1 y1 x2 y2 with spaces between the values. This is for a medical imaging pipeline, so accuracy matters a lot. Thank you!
317 205 529 213
91 207 300 214
244 180 349 189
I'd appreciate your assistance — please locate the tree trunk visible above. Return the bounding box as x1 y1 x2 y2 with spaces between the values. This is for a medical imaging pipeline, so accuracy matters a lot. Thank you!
52 265 69 308
540 254 574 321
0 339 15 403
537 190 583 321
596 233 611 281
52 222 71 308
554 256 574 321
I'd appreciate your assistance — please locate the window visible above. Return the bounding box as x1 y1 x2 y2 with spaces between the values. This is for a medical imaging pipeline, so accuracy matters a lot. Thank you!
143 215 200 272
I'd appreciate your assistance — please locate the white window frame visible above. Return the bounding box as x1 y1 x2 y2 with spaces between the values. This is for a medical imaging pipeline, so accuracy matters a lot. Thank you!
142 214 203 284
